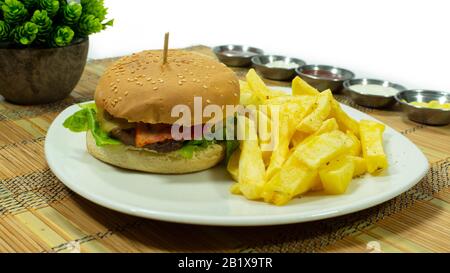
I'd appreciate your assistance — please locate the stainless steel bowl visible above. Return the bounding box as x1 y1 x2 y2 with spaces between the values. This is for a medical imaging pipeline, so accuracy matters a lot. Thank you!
395 90 450 126
212 45 263 67
295 64 355 93
251 55 306 81
343 78 406 108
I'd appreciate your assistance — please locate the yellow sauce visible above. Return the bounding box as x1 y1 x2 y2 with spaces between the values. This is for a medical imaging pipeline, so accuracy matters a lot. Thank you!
404 100 450 110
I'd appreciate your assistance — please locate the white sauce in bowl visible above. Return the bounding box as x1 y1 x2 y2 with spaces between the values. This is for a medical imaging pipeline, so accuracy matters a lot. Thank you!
265 60 300 69
350 84 400 96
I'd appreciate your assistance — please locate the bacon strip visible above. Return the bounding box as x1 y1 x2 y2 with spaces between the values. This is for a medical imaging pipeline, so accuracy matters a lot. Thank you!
135 123 173 147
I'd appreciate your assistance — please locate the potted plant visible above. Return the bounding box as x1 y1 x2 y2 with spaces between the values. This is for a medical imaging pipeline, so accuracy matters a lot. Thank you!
0 0 113 105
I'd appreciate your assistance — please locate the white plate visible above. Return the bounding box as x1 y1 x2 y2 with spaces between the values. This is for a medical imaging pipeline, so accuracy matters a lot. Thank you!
45 92 428 226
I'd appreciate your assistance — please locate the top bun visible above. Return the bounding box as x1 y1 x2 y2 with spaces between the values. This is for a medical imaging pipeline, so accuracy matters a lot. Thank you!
95 50 240 124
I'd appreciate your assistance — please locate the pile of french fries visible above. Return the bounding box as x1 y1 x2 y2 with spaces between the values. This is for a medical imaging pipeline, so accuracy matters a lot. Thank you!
227 69 388 206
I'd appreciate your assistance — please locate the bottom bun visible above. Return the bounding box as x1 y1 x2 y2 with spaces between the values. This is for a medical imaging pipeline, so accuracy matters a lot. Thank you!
86 131 225 174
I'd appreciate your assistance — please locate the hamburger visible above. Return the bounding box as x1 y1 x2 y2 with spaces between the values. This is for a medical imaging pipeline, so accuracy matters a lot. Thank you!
65 50 240 173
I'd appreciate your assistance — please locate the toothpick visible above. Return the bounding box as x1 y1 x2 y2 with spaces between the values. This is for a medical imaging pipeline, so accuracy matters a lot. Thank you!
163 32 169 64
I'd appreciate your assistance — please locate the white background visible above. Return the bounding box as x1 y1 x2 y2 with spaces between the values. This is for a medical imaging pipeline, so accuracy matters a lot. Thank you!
89 0 449 92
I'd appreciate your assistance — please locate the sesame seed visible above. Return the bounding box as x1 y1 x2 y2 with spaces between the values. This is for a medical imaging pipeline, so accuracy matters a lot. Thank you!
234 93 238 96
158 79 164 83
124 91 129 96
116 79 120 82
151 81 156 84
203 85 208 89
178 75 184 79
178 81 183 85
206 99 211 103
153 87 158 90
146 77 152 81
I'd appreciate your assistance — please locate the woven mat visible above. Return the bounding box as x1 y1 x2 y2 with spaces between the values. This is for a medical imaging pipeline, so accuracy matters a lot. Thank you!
0 46 448 253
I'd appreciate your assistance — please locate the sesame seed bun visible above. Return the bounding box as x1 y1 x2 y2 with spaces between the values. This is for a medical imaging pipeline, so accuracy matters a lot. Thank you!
86 131 225 174
94 50 240 124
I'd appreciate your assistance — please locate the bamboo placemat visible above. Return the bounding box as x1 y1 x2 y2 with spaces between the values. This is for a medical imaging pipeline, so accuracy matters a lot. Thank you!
0 46 448 253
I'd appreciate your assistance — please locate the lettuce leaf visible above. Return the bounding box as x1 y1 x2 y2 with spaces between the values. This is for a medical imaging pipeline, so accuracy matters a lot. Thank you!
178 138 240 161
63 103 121 146
178 139 215 159
179 116 240 161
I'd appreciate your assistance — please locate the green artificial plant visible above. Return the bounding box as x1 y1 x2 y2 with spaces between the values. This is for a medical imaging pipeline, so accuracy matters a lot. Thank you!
0 0 113 47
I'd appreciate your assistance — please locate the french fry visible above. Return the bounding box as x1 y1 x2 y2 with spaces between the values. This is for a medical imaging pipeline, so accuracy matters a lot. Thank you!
319 156 355 195
297 89 333 133
266 100 312 177
291 118 338 149
330 99 360 138
265 95 315 107
255 109 273 166
227 149 240 182
293 130 350 170
246 68 272 101
284 101 311 122
239 80 251 92
262 154 318 205
240 90 264 106
292 76 320 96
237 116 266 199
266 110 291 180
347 155 367 177
359 120 388 174
267 89 289 98
345 130 361 156
230 183 241 195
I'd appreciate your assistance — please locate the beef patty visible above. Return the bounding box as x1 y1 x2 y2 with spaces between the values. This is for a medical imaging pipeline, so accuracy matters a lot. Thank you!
109 128 184 153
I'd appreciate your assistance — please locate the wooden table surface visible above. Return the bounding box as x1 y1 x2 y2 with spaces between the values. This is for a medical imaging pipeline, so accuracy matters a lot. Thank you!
0 46 448 253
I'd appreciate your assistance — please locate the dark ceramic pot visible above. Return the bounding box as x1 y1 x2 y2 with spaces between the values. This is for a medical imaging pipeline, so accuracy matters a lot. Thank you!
0 38 89 105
